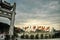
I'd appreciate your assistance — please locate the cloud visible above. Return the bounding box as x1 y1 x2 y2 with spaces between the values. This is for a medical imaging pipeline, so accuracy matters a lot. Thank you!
0 0 60 30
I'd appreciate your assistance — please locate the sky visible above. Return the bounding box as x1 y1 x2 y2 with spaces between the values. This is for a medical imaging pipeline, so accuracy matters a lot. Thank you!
0 0 60 30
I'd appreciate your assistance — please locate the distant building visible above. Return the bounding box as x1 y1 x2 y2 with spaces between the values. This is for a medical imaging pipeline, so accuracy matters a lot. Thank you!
19 27 60 39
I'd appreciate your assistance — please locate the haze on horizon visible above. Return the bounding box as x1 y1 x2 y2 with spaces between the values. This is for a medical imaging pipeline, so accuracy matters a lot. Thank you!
0 0 60 30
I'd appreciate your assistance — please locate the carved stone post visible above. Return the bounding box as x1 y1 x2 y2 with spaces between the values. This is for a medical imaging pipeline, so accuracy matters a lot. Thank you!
9 3 16 40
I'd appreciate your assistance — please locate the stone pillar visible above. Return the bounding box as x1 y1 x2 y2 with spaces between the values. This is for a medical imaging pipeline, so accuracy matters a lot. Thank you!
9 3 16 40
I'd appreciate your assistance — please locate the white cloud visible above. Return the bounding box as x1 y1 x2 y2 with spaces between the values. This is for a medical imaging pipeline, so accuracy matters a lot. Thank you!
11 0 60 30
